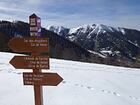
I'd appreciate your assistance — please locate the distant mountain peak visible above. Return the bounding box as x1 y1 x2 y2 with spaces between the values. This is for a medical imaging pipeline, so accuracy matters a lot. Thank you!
46 25 69 36
0 20 140 68
46 24 132 37
47 23 140 60
46 24 139 39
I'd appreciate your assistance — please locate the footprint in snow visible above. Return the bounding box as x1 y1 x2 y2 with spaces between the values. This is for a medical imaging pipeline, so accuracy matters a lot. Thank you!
80 85 84 87
75 84 79 86
101 90 109 93
112 92 120 96
101 90 105 92
87 86 91 89
8 71 11 73
87 86 93 90
101 90 120 97
17 72 22 75
129 96 139 100
107 91 111 93
62 81 66 84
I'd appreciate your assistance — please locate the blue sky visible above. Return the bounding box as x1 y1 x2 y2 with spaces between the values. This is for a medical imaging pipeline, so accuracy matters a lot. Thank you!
0 0 139 30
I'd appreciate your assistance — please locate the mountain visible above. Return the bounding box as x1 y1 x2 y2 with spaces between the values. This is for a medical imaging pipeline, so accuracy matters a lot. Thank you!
1 52 140 105
46 24 140 63
0 20 91 63
47 25 69 37
0 20 140 68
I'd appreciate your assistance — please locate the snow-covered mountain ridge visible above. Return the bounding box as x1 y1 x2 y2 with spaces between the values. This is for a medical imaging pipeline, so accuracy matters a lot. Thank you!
47 24 140 61
47 24 127 38
69 24 126 35
0 20 139 68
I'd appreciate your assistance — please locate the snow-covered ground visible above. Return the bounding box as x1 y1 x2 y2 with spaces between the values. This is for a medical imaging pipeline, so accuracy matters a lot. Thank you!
0 52 140 105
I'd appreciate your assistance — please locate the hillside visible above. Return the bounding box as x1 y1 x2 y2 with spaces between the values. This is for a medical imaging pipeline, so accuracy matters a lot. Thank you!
0 52 140 105
0 20 91 62
0 21 140 68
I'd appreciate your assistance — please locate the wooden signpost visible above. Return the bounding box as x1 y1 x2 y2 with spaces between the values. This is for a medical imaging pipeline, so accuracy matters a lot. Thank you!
8 13 63 105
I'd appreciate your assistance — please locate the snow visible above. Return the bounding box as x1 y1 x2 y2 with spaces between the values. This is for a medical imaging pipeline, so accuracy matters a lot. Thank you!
88 50 106 58
128 40 140 48
0 52 140 105
47 24 127 40
68 26 82 34
113 27 126 35
108 27 115 32
98 24 115 33
68 35 76 41
69 24 96 34
68 27 78 34
120 28 126 35
49 26 59 33
68 24 122 36
46 26 67 35
101 50 113 55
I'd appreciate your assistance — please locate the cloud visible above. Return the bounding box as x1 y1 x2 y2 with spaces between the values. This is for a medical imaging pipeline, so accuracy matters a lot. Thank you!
114 14 140 30
25 0 43 5
0 0 139 30
0 6 25 13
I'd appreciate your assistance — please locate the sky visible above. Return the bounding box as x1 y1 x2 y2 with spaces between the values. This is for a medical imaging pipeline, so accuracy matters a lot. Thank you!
0 0 139 30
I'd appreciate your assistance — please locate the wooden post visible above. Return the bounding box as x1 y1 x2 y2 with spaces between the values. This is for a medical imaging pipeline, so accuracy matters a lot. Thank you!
32 52 43 105
34 82 43 105
33 69 43 105
30 13 43 105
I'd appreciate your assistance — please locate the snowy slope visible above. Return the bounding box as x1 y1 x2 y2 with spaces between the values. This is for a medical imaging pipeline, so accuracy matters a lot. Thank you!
0 52 140 105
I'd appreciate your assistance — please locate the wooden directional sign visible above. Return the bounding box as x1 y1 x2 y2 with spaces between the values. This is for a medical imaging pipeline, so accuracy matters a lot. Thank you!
8 37 49 53
23 73 63 86
10 56 49 69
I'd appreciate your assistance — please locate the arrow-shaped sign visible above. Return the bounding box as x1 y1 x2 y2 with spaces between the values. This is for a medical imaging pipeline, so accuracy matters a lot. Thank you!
23 73 63 86
8 37 49 53
10 56 49 69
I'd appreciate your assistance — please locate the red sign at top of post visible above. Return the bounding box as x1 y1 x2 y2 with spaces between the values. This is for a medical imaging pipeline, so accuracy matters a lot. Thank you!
29 13 41 37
